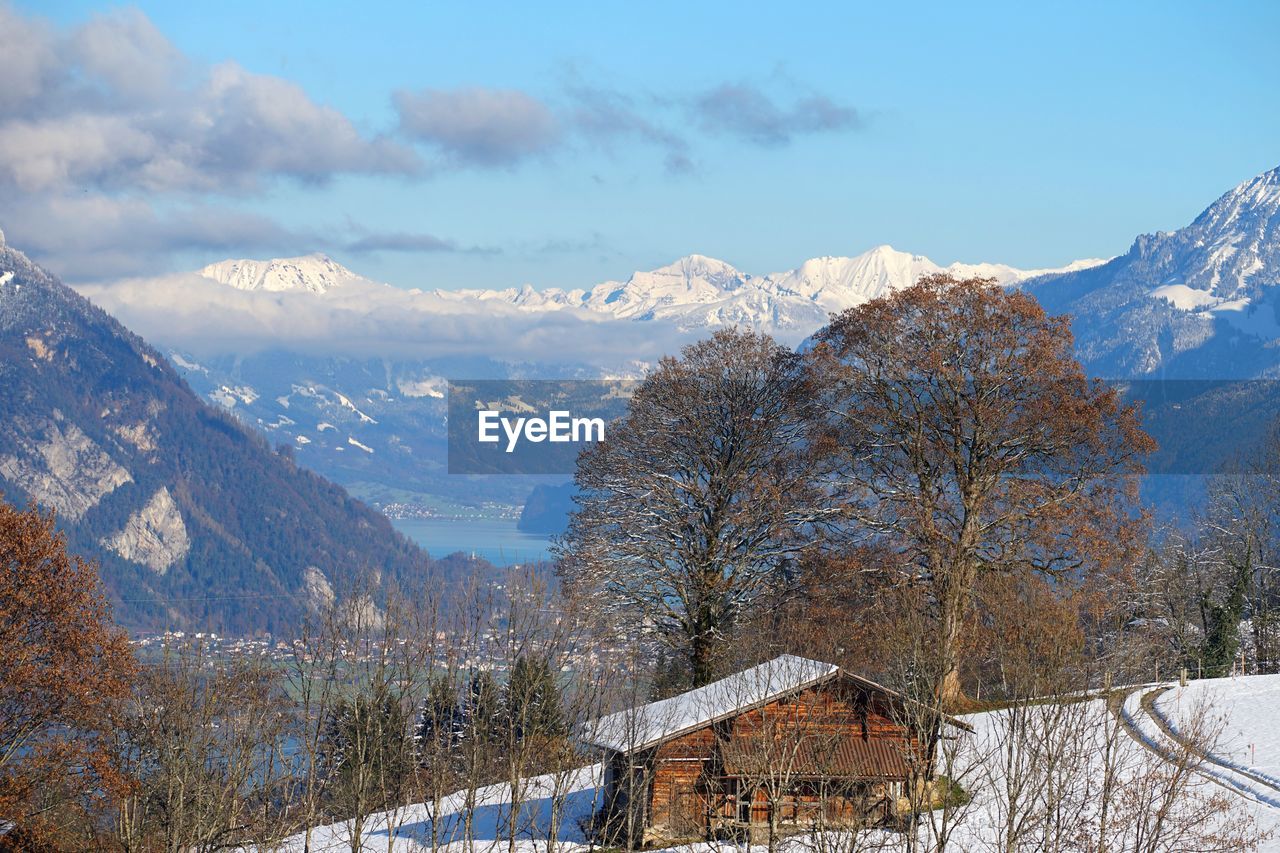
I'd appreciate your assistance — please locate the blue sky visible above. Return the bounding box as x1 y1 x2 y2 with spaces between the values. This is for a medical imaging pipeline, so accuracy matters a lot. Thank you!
7 1 1280 288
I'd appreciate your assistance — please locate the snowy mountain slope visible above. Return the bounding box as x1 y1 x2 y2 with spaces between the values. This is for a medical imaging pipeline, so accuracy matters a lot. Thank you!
1025 165 1280 378
198 254 369 293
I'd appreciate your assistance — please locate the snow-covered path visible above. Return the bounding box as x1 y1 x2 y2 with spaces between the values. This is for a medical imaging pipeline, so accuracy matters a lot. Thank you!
1153 673 1280 790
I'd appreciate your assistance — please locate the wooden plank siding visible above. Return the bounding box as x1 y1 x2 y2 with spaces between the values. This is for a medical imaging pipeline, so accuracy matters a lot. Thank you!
616 678 929 846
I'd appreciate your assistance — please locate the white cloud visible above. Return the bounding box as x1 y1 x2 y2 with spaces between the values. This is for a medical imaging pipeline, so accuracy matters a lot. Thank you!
75 274 699 366
0 4 420 279
394 87 561 167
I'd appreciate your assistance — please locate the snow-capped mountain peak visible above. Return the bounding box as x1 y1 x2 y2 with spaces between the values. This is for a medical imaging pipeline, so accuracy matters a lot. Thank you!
1170 165 1280 298
198 253 364 294
1022 163 1280 378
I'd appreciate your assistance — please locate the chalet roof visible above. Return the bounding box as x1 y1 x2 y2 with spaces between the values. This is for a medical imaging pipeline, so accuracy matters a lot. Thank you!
582 654 971 754
584 655 836 753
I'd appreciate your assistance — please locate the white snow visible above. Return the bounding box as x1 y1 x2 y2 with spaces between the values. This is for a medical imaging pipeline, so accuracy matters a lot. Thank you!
1152 283 1221 310
333 390 378 424
0 271 13 286
397 376 447 399
199 253 363 294
267 765 603 852
584 655 837 753
1154 673 1280 791
209 384 259 408
179 246 1108 348
168 351 209 375
347 436 374 454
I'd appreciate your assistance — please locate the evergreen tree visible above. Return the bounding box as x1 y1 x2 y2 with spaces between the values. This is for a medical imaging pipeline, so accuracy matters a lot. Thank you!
460 669 503 746
417 674 465 754
506 654 566 742
320 687 415 818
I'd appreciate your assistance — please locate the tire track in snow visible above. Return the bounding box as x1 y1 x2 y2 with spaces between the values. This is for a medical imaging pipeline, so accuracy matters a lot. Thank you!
1112 685 1280 809
1142 686 1280 796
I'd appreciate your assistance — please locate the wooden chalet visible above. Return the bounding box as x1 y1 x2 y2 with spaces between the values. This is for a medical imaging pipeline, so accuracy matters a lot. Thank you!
583 655 971 847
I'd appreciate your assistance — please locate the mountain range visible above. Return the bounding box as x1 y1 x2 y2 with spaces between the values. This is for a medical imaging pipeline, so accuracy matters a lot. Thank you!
171 163 1280 385
5 164 1279 625
66 164 1280 526
191 245 1107 342
85 246 1099 514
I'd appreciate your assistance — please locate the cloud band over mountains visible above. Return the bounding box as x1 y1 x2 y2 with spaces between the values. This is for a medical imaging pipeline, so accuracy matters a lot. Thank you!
76 272 699 366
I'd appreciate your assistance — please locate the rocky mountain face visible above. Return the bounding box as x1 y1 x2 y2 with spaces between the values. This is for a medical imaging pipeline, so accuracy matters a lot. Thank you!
0 236 449 635
1025 166 1280 379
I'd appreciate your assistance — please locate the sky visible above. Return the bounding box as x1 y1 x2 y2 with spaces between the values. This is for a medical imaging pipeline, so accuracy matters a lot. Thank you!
5 1 1280 290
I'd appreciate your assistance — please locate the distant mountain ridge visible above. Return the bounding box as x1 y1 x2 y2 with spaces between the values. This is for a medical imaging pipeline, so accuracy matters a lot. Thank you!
0 235 452 634
191 245 1107 339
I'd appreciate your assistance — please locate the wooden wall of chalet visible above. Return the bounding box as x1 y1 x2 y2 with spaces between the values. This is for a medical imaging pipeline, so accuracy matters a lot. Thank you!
639 678 925 843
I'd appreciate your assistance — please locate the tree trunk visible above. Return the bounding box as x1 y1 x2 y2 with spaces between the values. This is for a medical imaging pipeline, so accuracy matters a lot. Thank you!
689 613 716 688
935 560 976 706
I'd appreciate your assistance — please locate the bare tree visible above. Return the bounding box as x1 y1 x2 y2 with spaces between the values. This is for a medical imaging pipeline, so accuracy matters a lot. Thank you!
113 639 293 852
557 328 824 688
281 598 345 853
319 579 434 853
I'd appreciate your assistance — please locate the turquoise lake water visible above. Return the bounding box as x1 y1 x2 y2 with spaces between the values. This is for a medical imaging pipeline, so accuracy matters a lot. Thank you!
390 517 553 565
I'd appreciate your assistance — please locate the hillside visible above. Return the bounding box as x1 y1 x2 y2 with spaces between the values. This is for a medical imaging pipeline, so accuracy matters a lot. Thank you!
0 234 440 635
274 674 1280 850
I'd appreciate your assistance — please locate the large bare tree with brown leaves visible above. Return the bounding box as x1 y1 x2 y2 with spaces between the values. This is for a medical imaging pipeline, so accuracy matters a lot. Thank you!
806 274 1153 702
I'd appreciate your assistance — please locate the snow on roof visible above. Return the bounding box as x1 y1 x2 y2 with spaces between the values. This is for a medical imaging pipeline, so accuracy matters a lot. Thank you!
583 654 839 753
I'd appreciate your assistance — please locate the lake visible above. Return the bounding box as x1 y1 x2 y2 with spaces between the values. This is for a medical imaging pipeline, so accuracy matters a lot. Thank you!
391 517 553 565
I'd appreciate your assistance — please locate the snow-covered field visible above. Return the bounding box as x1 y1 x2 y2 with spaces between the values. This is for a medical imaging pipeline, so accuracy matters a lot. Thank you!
1153 673 1280 789
270 676 1280 852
